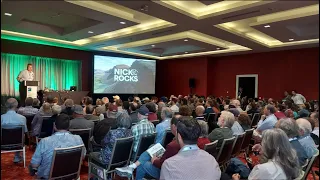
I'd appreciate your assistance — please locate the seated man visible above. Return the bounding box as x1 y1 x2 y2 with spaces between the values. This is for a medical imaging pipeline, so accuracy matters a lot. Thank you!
93 104 118 144
155 107 173 144
296 118 318 158
31 103 53 137
116 115 182 180
255 105 277 135
17 97 39 116
208 111 234 149
160 117 221 180
1 98 28 163
69 105 94 130
84 105 100 121
229 108 244 135
29 114 85 179
195 105 206 121
129 103 139 124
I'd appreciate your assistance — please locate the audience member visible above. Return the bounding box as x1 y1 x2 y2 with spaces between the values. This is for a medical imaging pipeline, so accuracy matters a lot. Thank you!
229 108 244 135
311 112 319 137
188 98 196 111
69 105 94 130
291 90 306 107
29 114 85 179
82 97 93 114
129 103 139 124
222 99 230 110
155 107 173 144
237 113 251 131
115 99 123 112
122 101 130 114
17 97 39 116
282 91 292 102
233 128 300 180
146 102 158 121
151 96 159 111
1 98 28 163
95 97 109 115
205 100 214 114
208 111 234 148
195 105 206 121
84 105 99 121
197 120 211 149
296 118 318 158
256 105 277 134
170 97 179 114
96 99 103 106
32 98 41 109
94 104 118 144
160 117 221 180
53 97 58 105
60 99 74 119
231 99 243 113
49 104 61 123
274 104 286 120
31 103 53 136
157 102 166 121
179 105 192 116
94 104 105 120
298 104 310 118
275 118 308 166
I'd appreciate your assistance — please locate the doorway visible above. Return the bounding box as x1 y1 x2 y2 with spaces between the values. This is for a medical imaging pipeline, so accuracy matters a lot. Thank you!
236 74 258 99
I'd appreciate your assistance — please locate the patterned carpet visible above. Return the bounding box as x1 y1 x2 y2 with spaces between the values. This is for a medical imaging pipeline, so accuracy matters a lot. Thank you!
1 147 319 180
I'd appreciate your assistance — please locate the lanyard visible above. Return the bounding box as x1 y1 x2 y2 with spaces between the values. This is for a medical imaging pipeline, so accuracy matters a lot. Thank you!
180 145 199 152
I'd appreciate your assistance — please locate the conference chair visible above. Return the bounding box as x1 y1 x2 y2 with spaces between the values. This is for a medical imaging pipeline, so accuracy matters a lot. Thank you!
48 145 85 179
192 110 196 118
207 113 217 133
240 128 254 157
250 113 261 128
89 136 103 152
1 125 26 168
248 114 252 121
35 116 54 145
216 137 236 172
204 140 218 158
215 112 221 122
162 130 175 147
132 133 157 162
151 120 160 127
302 150 319 180
69 128 92 153
24 115 35 146
231 132 246 158
88 136 134 180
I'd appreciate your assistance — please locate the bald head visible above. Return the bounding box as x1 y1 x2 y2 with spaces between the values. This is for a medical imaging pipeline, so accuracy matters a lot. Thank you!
296 118 312 136
195 105 205 116
5 98 18 110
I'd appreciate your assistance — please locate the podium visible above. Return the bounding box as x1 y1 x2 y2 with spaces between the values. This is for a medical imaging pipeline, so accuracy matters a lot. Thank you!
22 81 38 99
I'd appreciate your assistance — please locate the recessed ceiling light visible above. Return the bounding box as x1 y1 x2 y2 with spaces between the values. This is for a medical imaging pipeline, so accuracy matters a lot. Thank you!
88 31 94 34
264 25 271 28
4 13 12 16
151 45 155 47
185 52 188 54
216 48 220 50
120 22 126 24
184 39 188 42
289 38 294 41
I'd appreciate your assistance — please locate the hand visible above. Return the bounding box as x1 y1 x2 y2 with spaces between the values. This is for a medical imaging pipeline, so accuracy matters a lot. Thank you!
261 115 266 120
232 173 240 180
151 156 159 164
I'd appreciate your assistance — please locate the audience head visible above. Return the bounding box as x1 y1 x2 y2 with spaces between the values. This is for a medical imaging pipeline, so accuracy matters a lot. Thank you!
122 101 130 112
284 91 289 96
160 96 168 103
206 99 213 107
107 104 118 118
115 99 123 107
73 105 84 117
32 98 40 107
52 105 62 115
305 118 315 131
25 97 33 106
113 95 120 102
137 104 149 120
128 96 134 102
96 99 103 106
158 102 166 112
46 95 54 104
5 98 18 110
263 105 276 116
129 103 138 112
180 98 188 106
223 99 230 106
275 118 299 138
176 117 201 146
53 97 58 104
171 115 182 135
198 120 209 138
238 113 251 126
42 103 52 114
101 97 109 104
291 90 297 96
228 108 240 118
261 128 300 179
85 105 95 115
179 105 192 116
195 105 205 116
218 111 235 128
116 112 131 129
268 98 274 105
171 97 178 105
284 109 295 118
146 102 156 113
64 99 74 108
231 99 240 108
161 107 173 120
310 112 319 127
151 96 158 103
54 114 70 131
296 118 312 136
85 97 93 106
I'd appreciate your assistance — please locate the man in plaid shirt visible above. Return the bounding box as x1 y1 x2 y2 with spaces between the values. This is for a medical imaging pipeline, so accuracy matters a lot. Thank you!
17 97 39 116
131 104 155 156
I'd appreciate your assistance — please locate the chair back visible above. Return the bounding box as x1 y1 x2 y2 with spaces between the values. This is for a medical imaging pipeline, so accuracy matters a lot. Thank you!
49 145 84 180
204 140 218 158
216 137 236 165
69 128 91 152
192 110 196 118
1 125 24 149
39 116 54 138
250 113 260 127
133 133 157 161
231 132 246 157
107 136 134 171
215 112 221 122
162 130 175 147
25 115 35 132
302 150 319 180
248 114 252 121
151 120 160 127
240 128 254 152
207 113 216 133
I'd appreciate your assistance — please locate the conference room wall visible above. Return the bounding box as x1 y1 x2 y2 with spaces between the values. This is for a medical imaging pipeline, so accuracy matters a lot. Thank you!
207 47 319 100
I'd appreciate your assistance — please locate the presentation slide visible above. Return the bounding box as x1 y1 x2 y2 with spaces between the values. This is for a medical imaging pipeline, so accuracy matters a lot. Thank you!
94 55 156 94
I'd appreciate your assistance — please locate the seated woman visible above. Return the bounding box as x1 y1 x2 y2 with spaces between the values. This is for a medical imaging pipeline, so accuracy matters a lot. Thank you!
60 99 74 120
89 112 132 166
197 120 211 149
232 128 301 180
238 113 251 131
31 103 53 137
146 102 158 121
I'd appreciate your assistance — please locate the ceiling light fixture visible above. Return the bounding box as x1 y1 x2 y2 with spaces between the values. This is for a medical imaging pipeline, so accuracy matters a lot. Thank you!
264 25 270 28
4 13 12 16
216 48 220 50
184 39 188 42
289 38 294 41
185 52 188 54
88 31 94 34
120 22 126 25
151 45 155 47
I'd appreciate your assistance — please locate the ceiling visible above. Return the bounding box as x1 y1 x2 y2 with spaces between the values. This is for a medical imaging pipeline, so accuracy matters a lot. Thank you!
1 0 319 60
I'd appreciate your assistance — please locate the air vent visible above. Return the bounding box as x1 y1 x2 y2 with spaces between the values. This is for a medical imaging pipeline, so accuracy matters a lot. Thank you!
152 29 173 36
222 10 260 20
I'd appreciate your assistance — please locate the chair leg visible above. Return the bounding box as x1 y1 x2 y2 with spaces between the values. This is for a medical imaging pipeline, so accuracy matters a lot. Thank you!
312 170 316 180
88 162 91 180
23 147 26 168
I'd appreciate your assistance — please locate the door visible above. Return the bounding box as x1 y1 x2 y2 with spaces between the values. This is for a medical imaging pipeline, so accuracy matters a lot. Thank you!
236 75 258 99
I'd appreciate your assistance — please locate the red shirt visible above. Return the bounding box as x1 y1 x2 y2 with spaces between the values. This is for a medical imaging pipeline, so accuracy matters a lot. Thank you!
274 111 286 120
148 112 158 121
197 137 211 150
153 140 180 168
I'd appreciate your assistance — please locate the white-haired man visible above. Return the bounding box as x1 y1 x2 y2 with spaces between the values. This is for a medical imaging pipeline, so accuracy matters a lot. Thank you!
296 118 318 158
231 99 243 113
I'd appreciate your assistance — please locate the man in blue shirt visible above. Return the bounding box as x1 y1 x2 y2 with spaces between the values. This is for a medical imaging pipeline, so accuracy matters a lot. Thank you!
29 114 85 179
1 98 28 163
296 118 318 158
256 105 277 134
155 107 173 144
